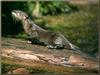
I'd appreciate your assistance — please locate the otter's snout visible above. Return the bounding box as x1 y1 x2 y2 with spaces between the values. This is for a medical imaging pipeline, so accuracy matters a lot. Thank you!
11 10 23 21
12 10 17 17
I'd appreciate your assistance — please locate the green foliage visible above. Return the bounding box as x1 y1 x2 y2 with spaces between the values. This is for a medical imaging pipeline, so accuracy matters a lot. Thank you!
26 1 35 14
39 1 78 15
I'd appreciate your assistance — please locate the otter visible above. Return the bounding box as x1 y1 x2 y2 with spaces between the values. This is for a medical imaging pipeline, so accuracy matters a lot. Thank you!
11 10 80 50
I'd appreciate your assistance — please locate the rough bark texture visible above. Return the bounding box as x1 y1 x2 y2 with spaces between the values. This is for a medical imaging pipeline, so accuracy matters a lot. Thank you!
1 37 99 73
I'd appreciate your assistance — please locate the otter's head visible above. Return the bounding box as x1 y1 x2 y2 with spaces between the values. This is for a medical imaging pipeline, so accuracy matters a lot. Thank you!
12 10 29 21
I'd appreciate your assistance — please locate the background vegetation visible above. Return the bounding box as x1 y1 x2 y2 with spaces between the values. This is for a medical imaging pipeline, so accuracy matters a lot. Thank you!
2 1 98 58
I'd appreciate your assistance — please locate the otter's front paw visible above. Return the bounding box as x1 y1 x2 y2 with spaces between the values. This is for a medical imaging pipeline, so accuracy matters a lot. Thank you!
27 40 32 44
46 45 56 49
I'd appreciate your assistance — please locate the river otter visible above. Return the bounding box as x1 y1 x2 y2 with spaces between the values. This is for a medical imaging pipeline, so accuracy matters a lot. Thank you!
11 10 80 50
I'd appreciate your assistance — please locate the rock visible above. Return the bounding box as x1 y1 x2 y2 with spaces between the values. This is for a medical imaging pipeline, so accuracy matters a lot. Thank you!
1 38 99 72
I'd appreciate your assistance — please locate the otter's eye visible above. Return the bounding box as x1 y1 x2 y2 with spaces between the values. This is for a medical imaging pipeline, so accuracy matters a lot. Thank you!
26 16 28 19
24 16 28 20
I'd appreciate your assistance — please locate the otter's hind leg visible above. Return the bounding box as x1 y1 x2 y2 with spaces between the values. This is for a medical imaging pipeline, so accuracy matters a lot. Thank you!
46 35 64 49
54 36 64 49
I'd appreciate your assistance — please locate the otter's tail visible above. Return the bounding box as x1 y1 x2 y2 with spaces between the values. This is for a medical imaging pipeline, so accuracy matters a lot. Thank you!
59 33 80 51
69 43 80 51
